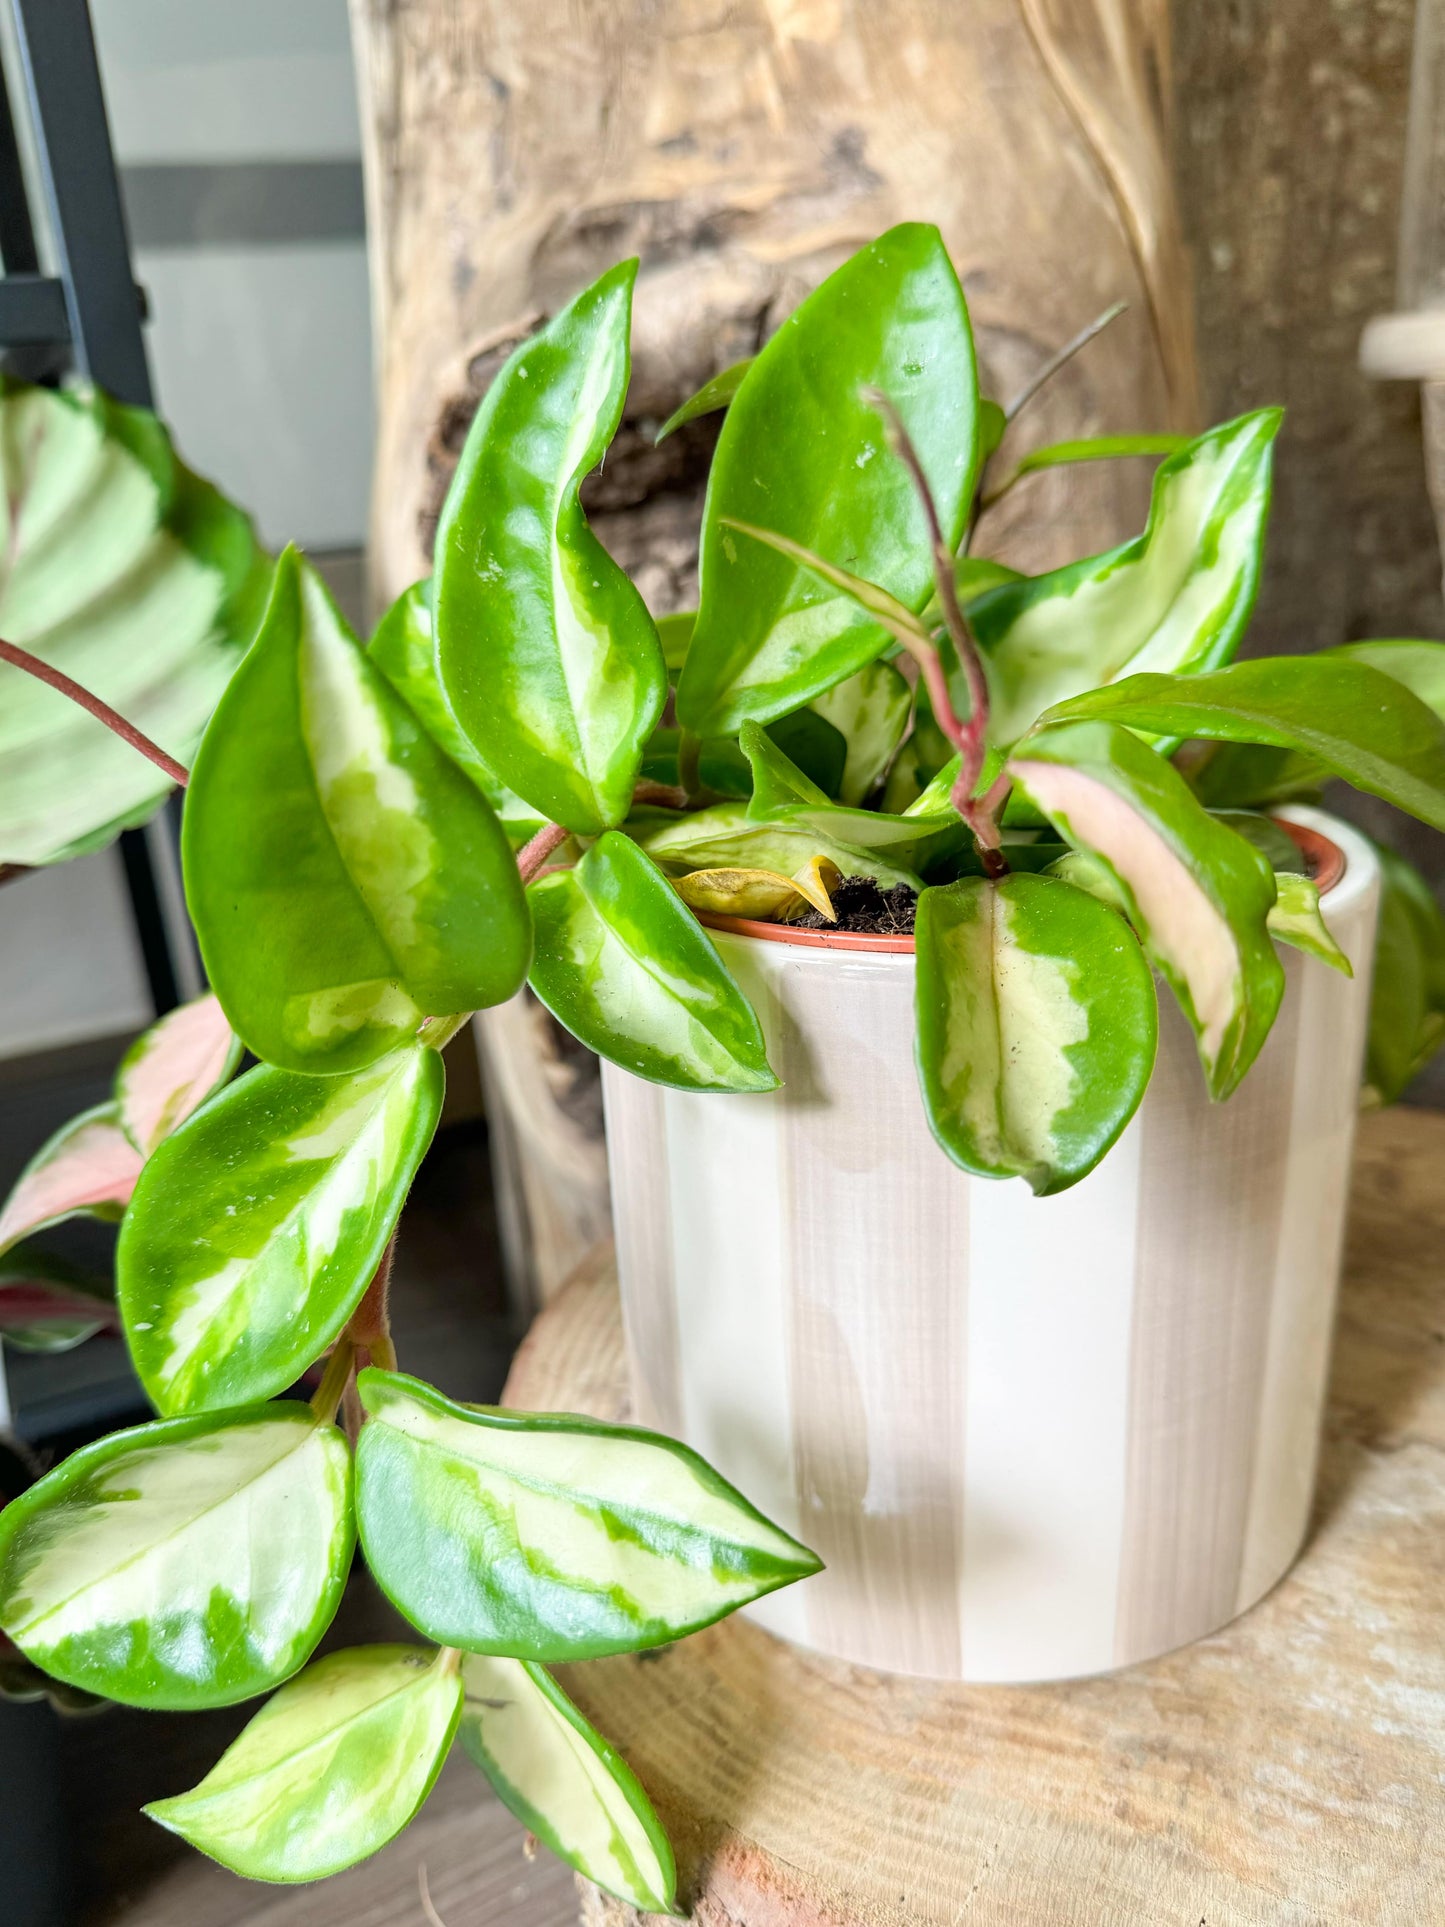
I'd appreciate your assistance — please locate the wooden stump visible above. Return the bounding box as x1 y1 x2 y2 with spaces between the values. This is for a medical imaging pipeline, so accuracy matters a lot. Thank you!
503 1108 1445 1926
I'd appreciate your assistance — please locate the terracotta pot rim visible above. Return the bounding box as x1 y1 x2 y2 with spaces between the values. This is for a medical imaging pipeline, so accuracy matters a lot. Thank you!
696 814 1348 956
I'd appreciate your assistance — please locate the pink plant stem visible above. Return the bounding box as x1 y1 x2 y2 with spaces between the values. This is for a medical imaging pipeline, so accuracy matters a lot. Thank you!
861 388 1008 877
0 637 190 787
515 821 569 883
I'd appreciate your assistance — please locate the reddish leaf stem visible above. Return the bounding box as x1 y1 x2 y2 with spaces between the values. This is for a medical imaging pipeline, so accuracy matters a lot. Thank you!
861 389 1007 876
0 637 190 787
515 821 570 883
347 1234 398 1373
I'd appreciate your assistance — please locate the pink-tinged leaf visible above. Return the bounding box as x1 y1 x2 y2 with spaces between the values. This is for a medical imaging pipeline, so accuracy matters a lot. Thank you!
0 1106 143 1258
0 1246 118 1354
115 994 241 1156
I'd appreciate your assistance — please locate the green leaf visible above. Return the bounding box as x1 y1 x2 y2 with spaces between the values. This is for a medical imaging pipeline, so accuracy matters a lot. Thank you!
115 993 241 1157
739 721 964 868
1185 741 1328 812
183 548 530 1075
810 658 912 805
144 1645 461 1882
1365 845 1445 1104
914 872 1157 1194
354 1369 821 1658
370 578 547 849
1010 719 1284 1098
656 611 696 676
459 1655 676 1913
0 381 267 866
1047 656 1445 833
526 832 778 1093
435 261 667 834
1268 873 1352 976
0 1104 141 1259
1327 639 1445 718
1210 809 1303 873
117 1047 443 1415
0 1404 351 1709
970 410 1281 743
655 359 754 442
0 1245 116 1354
633 801 923 893
676 224 978 736
995 432 1188 491
718 517 937 658
977 398 1007 462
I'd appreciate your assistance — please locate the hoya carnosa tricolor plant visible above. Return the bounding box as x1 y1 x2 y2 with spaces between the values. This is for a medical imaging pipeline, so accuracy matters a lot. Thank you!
3 220 1445 1895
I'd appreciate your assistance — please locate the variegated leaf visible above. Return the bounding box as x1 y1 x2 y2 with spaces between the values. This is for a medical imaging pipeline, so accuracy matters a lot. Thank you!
0 1245 116 1353
435 262 667 834
0 380 268 867
459 1654 676 1914
0 1104 142 1259
809 658 912 806
674 856 839 923
634 802 923 893
1328 639 1445 719
915 872 1157 1193
182 548 530 1076
115 993 241 1157
368 577 547 849
354 1369 821 1659
0 1404 351 1708
971 410 1281 744
117 1048 443 1415
1010 720 1285 1098
526 832 778 1093
739 721 964 869
145 1645 461 1882
1268 873 1352 976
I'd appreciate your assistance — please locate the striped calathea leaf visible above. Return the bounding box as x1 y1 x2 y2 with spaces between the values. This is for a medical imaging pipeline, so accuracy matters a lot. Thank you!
1046 656 1445 834
0 1245 116 1353
969 410 1281 745
526 831 779 1093
1009 719 1285 1099
369 576 547 849
0 1404 351 1709
434 262 667 835
114 993 240 1157
182 547 529 1076
634 802 923 893
458 1654 677 1914
0 1104 142 1259
354 1368 821 1659
676 223 978 736
117 1047 442 1415
914 872 1158 1193
145 1645 462 1882
0 380 269 866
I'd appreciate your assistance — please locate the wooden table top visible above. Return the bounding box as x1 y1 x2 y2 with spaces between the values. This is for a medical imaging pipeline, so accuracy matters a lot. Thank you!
504 1107 1445 1927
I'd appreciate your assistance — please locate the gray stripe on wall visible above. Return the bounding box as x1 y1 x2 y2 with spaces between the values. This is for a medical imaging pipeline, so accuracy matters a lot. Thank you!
120 161 365 251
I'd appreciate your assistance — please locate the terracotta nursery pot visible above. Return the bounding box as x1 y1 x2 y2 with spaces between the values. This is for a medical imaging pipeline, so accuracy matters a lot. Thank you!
601 806 1381 1683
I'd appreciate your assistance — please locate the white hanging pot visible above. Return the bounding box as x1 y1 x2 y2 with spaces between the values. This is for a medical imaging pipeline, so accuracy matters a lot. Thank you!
601 806 1381 1683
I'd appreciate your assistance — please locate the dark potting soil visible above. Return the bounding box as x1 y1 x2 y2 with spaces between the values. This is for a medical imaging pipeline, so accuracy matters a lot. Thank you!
794 875 918 935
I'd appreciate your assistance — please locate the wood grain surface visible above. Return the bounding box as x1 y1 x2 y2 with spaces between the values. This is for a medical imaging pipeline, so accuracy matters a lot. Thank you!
505 1108 1445 1927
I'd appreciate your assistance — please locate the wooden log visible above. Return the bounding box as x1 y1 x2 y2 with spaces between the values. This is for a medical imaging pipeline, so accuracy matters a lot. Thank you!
504 1107 1445 1926
349 0 1200 1306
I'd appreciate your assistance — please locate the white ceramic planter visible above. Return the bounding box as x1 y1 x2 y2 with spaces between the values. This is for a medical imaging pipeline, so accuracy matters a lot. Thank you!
602 808 1380 1682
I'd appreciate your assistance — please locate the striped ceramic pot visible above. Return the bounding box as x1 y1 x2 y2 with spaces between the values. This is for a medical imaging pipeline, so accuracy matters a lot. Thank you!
602 807 1380 1683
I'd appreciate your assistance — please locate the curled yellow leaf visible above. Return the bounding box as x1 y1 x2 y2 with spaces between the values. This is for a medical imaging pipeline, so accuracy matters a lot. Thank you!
674 856 840 923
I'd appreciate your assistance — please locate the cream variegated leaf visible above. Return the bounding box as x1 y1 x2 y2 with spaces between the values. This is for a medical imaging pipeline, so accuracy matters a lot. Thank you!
0 1104 142 1259
809 659 912 806
145 1645 461 1882
1010 719 1285 1099
914 872 1158 1194
1268 873 1352 976
0 1404 351 1708
459 1655 677 1914
354 1369 821 1660
117 1048 443 1415
971 410 1281 744
115 994 241 1156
